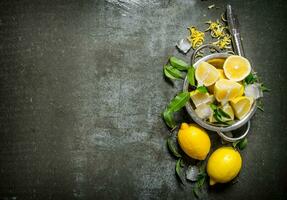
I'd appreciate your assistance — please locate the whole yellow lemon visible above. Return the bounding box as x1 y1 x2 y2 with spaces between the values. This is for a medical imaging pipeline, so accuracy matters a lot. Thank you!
177 123 211 160
207 147 242 185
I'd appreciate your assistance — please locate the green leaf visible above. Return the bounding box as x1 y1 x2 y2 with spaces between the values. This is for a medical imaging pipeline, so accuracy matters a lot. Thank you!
244 73 258 85
169 56 189 70
166 92 190 112
167 137 182 158
198 161 206 174
260 84 271 92
233 138 248 150
197 86 208 93
209 103 217 111
175 158 185 184
213 113 232 125
197 172 207 179
164 65 183 80
211 106 232 125
232 140 240 148
197 176 206 188
187 66 196 86
217 108 231 119
238 138 248 150
163 110 176 129
257 99 264 112
257 105 264 112
180 159 185 167
192 187 200 198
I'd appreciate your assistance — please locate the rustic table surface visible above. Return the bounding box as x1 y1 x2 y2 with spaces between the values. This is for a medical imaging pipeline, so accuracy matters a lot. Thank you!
0 0 286 199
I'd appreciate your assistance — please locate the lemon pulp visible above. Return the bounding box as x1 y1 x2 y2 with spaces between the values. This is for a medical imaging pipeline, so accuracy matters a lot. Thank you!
223 55 251 81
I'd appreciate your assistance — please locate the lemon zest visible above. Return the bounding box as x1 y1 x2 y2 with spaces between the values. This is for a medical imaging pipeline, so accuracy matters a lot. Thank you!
205 20 228 38
212 35 231 50
187 26 205 49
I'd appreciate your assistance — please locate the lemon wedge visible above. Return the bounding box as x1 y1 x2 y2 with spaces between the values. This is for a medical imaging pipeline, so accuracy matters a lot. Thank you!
221 103 234 120
190 90 215 108
195 61 220 86
230 96 254 119
214 79 243 103
217 69 226 79
208 113 217 123
207 69 226 93
223 55 251 82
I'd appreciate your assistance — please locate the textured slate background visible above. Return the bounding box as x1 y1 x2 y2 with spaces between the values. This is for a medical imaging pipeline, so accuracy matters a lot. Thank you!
0 0 286 199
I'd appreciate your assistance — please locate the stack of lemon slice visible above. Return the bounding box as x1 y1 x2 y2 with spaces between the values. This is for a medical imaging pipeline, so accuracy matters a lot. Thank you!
191 55 254 122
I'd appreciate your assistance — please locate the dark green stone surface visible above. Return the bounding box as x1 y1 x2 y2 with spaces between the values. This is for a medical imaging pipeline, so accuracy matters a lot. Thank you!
0 0 286 199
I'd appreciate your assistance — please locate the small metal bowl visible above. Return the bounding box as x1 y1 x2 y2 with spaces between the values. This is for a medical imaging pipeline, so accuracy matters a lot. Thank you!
183 44 257 142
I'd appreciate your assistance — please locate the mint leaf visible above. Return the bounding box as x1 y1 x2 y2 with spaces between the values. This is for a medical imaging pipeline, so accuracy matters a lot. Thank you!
197 86 208 93
170 56 189 70
244 73 258 85
176 158 185 184
260 84 271 92
233 138 248 150
217 108 231 119
257 99 264 112
166 92 190 112
164 65 183 80
163 110 176 129
187 66 196 86
167 137 182 158
193 187 200 198
238 138 248 150
209 103 217 111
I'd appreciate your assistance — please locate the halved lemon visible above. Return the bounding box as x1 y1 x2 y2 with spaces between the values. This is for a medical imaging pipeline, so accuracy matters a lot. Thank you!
230 96 254 119
223 55 251 82
214 79 243 103
195 61 220 86
207 69 226 93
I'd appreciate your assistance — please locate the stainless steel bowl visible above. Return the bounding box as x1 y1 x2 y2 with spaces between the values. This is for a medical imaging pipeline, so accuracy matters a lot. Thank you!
183 44 256 142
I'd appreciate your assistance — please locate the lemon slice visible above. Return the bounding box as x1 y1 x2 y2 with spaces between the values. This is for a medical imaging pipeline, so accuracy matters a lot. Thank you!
214 79 243 102
190 91 214 107
207 69 226 93
223 55 251 81
195 61 220 86
230 96 254 119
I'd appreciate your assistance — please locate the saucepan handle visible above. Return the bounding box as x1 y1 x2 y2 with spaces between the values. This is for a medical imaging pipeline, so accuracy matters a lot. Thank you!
191 44 221 65
217 121 250 142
